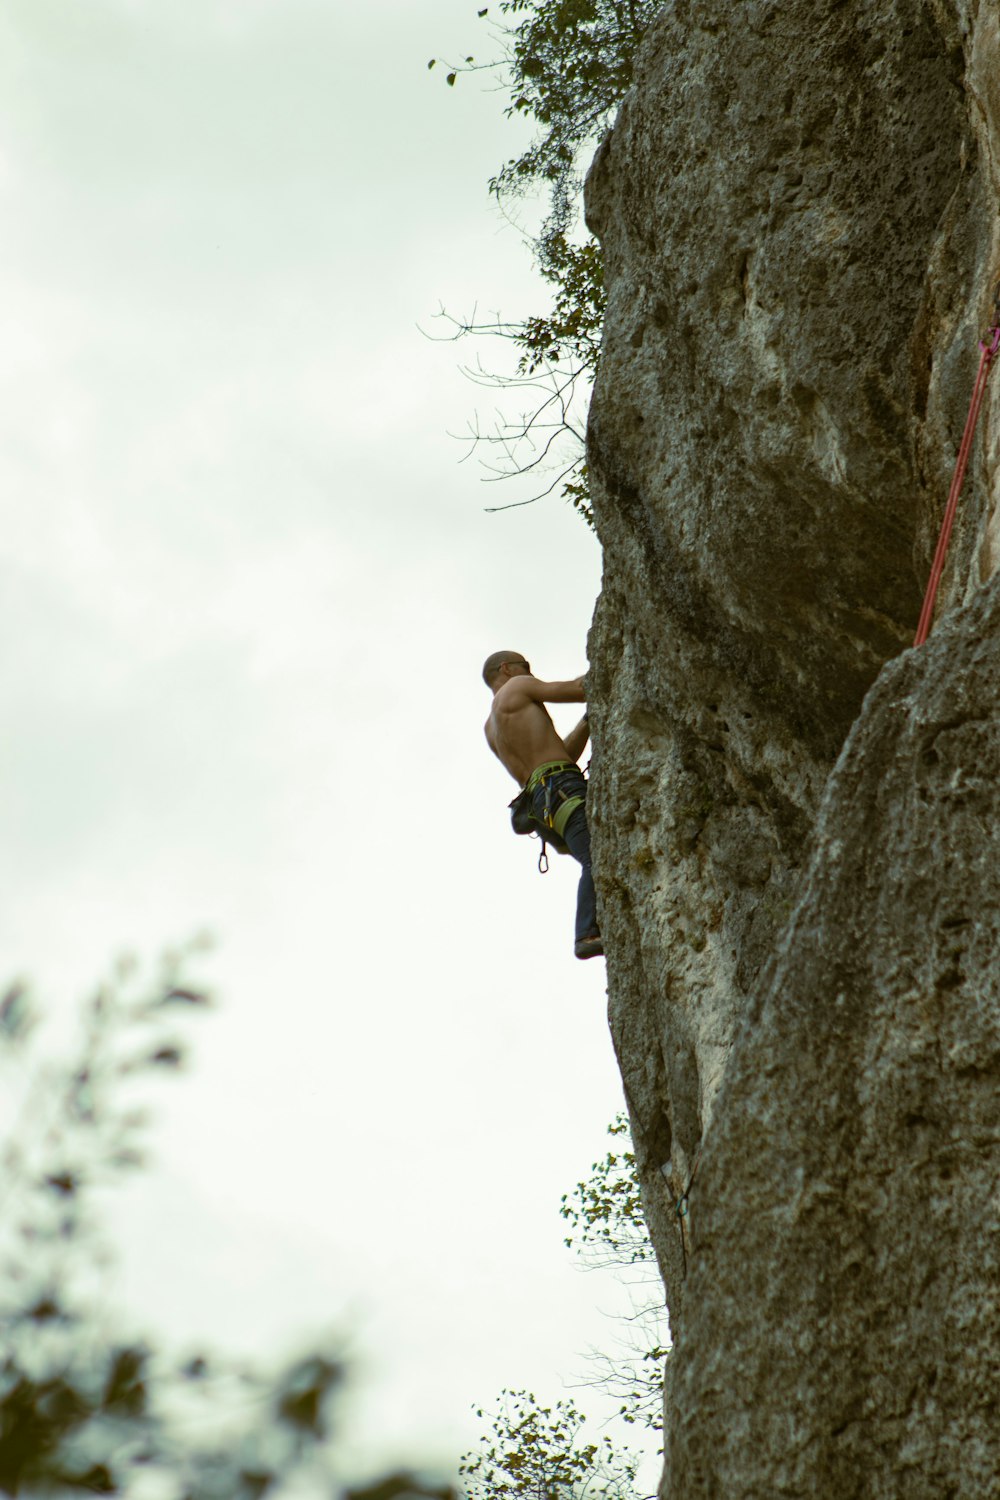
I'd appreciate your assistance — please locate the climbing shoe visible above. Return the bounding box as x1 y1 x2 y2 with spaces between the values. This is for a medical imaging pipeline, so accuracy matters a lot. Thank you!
574 932 604 961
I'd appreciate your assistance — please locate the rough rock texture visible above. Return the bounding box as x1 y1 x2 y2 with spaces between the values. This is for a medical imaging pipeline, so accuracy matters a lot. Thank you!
583 0 1000 1491
673 575 1000 1496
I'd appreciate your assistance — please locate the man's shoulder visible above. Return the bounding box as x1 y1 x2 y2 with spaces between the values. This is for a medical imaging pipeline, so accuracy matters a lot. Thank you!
494 674 540 707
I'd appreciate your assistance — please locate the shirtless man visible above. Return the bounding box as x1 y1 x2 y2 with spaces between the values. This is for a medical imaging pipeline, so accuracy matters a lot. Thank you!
483 650 603 960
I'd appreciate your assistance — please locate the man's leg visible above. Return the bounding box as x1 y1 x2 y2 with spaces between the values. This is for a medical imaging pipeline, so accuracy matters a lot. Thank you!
529 772 603 958
561 804 602 956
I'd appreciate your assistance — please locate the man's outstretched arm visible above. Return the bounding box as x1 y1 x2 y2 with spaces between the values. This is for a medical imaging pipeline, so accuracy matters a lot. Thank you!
520 674 587 705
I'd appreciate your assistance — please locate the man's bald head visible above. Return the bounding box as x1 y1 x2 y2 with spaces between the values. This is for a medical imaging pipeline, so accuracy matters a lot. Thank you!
482 651 530 688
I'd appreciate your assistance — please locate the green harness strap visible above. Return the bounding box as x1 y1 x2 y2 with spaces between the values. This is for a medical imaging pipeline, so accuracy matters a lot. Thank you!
524 759 577 791
551 794 584 840
523 761 585 841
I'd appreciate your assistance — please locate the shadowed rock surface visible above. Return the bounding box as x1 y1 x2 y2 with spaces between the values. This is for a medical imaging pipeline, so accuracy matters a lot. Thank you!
673 578 1000 1495
583 0 1000 1490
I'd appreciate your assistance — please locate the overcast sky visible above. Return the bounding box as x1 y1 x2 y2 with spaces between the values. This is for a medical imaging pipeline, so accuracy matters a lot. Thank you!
0 0 657 1484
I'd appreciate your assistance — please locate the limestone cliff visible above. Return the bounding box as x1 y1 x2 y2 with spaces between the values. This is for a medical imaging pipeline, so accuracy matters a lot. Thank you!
584 0 1000 1491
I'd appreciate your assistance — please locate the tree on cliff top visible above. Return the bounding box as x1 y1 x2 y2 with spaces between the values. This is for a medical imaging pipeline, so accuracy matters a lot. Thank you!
429 0 659 524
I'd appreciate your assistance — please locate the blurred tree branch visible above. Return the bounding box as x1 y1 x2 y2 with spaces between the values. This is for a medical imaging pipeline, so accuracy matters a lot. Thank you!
0 949 454 1500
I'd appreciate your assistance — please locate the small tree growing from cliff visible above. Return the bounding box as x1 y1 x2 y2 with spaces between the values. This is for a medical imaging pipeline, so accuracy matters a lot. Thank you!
429 0 660 523
460 1119 666 1500
460 1389 640 1500
559 1116 650 1269
560 1116 667 1432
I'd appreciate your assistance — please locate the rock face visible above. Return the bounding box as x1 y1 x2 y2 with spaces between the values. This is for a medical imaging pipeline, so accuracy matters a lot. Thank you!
671 576 1000 1496
584 0 1000 1491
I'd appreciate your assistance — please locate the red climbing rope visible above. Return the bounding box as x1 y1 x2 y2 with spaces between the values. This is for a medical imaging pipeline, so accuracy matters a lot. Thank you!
914 305 1000 647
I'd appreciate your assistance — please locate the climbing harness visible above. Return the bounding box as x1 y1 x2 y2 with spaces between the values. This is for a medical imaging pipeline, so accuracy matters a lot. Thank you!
509 760 586 873
914 281 1000 647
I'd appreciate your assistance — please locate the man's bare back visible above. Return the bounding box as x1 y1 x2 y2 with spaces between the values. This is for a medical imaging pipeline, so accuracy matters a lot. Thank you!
484 661 588 785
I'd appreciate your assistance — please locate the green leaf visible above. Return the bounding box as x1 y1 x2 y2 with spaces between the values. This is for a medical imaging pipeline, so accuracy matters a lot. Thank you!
149 1045 184 1068
159 986 210 1007
102 1346 148 1416
45 1171 78 1197
0 983 35 1044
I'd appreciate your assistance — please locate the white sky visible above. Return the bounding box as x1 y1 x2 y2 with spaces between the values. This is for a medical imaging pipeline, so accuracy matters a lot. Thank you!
0 0 657 1485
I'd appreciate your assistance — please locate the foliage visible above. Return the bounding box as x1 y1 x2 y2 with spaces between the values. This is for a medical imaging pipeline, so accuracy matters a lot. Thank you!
430 1 658 219
518 233 604 378
459 1390 639 1500
560 1116 667 1434
0 953 453 1500
459 1115 668 1500
559 1115 651 1269
428 0 660 524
